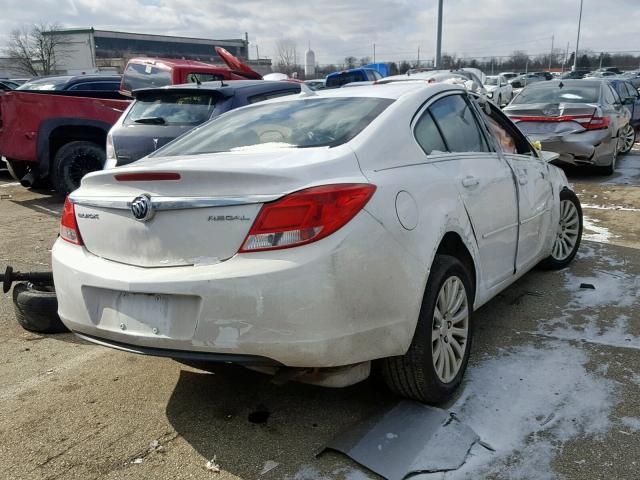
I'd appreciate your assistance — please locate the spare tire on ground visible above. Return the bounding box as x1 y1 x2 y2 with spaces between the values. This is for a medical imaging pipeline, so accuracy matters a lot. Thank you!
12 282 68 333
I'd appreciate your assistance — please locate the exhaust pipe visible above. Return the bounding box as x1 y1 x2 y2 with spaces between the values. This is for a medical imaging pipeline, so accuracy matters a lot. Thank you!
20 171 35 187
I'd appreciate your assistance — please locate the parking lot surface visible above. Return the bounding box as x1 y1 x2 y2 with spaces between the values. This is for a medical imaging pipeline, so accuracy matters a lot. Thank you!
1 151 639 479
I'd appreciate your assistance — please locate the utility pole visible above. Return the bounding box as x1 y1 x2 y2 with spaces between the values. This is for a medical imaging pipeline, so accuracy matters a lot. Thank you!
548 34 554 71
562 42 570 73
573 0 584 71
435 0 443 68
417 46 420 68
373 43 376 63
255 45 259 60
599 52 603 69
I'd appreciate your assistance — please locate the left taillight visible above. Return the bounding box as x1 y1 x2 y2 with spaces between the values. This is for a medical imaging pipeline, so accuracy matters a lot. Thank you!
239 183 376 253
60 197 83 245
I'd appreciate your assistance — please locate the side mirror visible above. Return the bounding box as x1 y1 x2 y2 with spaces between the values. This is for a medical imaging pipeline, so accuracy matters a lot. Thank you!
623 96 635 105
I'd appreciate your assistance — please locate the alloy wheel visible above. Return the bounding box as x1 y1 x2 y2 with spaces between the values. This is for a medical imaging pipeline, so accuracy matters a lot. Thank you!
621 125 636 153
432 276 469 383
552 199 580 261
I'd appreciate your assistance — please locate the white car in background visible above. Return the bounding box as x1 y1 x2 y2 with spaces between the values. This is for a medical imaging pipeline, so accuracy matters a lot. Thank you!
484 75 513 106
379 70 487 96
52 83 583 404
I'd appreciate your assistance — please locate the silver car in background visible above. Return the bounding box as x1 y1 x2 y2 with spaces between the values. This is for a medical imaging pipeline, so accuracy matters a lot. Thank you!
504 80 631 174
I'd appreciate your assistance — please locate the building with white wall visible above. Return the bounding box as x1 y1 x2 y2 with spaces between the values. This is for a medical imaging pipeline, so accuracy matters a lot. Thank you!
46 28 270 75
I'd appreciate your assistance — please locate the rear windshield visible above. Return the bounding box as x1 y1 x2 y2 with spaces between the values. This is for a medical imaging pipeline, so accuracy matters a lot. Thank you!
122 63 171 92
125 92 219 126
17 77 71 90
512 85 600 104
326 71 367 88
485 77 498 85
155 97 393 156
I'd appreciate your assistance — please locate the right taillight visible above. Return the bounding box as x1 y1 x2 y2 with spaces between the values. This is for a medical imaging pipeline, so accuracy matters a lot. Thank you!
584 115 610 130
60 197 83 245
239 183 376 253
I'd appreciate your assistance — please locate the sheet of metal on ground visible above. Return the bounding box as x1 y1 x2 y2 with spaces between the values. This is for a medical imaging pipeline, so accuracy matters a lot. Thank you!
324 400 479 480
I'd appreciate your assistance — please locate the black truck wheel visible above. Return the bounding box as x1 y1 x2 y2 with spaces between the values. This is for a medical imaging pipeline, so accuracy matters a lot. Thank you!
51 141 105 195
12 282 68 333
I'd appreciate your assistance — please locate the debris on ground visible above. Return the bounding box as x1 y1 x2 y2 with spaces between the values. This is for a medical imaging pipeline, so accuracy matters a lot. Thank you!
205 456 221 473
259 460 279 475
580 283 596 289
325 401 479 480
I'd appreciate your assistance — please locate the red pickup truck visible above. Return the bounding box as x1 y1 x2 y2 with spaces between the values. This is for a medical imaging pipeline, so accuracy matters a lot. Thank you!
0 48 261 194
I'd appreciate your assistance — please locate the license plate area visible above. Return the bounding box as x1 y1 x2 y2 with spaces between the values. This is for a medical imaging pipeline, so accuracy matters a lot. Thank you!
82 287 201 339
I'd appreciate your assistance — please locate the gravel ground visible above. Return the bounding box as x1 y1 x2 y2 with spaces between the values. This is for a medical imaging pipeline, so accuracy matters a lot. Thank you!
0 150 639 480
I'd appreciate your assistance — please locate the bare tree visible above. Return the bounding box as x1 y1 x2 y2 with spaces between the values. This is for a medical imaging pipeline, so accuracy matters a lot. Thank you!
7 22 69 76
359 56 371 67
275 38 298 75
344 56 357 69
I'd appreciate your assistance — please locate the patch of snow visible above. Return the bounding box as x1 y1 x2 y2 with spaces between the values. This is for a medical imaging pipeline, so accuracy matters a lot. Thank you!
544 314 640 350
621 417 640 431
582 203 640 213
582 216 617 244
434 342 616 479
562 269 638 309
285 466 332 480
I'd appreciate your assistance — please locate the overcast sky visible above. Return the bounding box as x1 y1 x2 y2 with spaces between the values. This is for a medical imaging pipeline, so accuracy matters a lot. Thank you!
1 0 638 65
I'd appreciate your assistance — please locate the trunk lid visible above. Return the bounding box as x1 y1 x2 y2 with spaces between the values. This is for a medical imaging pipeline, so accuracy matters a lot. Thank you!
505 103 598 136
71 146 364 267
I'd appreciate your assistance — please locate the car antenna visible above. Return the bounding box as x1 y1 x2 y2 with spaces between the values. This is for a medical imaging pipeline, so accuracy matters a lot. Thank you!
558 81 564 89
220 79 227 87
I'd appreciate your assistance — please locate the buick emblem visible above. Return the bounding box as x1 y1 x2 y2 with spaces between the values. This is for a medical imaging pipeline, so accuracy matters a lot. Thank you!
130 194 154 222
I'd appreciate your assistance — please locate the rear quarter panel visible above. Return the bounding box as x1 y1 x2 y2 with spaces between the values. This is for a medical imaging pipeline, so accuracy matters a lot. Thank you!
0 91 129 162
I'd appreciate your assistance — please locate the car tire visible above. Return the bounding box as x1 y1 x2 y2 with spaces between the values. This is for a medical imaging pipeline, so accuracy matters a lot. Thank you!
12 282 68 334
619 124 636 154
382 254 473 405
51 141 105 195
540 188 582 270
599 137 619 175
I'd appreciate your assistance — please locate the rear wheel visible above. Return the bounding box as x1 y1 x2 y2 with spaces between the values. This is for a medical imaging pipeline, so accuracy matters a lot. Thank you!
600 137 619 175
382 255 473 404
51 141 105 195
540 189 582 270
619 124 636 154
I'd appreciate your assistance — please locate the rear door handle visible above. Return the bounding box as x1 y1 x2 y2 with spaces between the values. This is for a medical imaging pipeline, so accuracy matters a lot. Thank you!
461 176 480 188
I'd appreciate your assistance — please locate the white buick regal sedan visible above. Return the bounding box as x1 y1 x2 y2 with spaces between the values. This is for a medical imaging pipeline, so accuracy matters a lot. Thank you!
52 83 583 404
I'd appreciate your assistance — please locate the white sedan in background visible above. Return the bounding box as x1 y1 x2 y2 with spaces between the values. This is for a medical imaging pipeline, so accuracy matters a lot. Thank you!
484 74 513 106
53 83 583 404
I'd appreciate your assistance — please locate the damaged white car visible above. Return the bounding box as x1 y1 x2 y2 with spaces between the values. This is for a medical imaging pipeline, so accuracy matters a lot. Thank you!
52 83 583 404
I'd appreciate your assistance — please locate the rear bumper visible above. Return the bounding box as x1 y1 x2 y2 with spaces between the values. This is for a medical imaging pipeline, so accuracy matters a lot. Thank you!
529 129 614 167
52 211 422 368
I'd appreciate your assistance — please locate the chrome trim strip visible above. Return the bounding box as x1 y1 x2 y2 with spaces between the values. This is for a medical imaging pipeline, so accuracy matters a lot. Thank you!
482 222 518 239
520 208 549 225
69 195 280 210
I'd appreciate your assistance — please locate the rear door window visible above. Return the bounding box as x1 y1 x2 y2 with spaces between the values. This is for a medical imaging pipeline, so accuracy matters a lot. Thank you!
428 95 489 153
122 63 172 92
125 92 219 126
414 111 447 154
